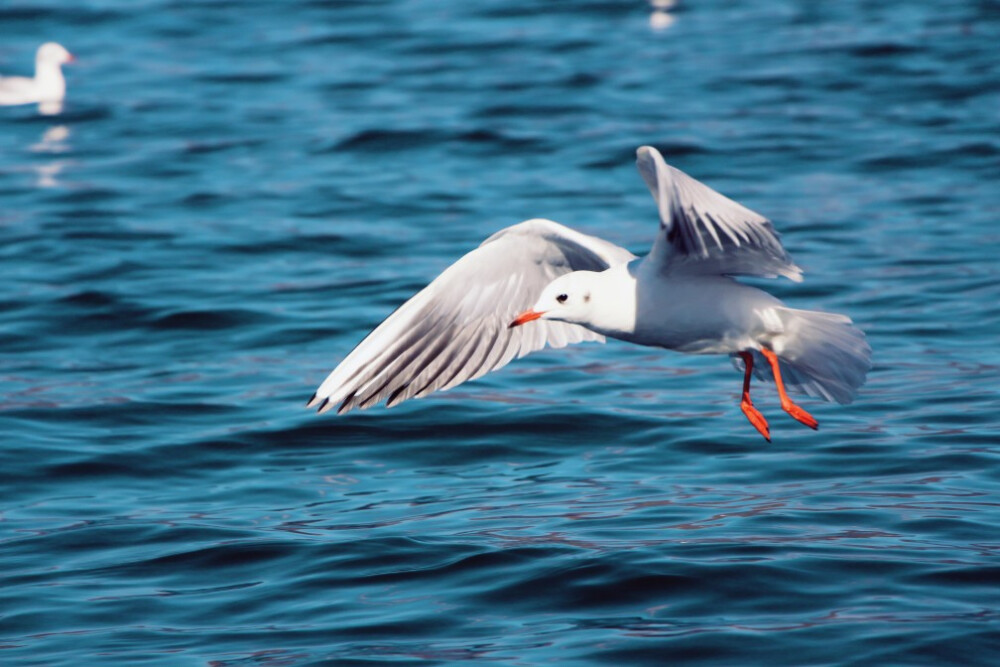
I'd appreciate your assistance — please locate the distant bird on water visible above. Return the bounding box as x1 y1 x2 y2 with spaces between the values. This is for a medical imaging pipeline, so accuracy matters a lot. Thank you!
308 146 871 441
0 43 74 110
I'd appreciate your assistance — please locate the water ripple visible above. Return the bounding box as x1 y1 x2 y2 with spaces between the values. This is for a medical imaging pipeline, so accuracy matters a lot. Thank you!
1 0 998 665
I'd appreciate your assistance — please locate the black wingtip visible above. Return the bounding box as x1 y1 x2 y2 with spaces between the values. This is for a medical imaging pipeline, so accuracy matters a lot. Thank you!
306 392 317 407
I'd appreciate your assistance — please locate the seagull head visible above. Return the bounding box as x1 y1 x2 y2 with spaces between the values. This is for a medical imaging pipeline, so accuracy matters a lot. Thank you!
37 42 74 66
509 271 600 328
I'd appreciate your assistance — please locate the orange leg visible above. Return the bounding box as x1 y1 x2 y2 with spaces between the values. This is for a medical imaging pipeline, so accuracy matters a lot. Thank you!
738 351 770 442
759 347 819 430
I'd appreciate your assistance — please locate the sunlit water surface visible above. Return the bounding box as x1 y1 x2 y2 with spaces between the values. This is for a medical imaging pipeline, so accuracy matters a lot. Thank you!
2 1 999 665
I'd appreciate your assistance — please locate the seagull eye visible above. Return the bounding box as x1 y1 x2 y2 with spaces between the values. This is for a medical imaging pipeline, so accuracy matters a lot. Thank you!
556 293 568 304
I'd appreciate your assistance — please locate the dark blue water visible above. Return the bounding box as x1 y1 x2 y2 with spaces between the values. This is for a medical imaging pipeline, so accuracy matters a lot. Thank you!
2 1 999 664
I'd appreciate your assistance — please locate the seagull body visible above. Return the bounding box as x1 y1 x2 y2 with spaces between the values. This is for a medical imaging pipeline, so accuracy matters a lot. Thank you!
587 266 781 354
0 43 74 107
309 146 871 440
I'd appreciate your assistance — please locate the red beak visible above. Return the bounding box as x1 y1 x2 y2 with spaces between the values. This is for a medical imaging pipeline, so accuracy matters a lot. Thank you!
508 309 545 328
66 53 76 63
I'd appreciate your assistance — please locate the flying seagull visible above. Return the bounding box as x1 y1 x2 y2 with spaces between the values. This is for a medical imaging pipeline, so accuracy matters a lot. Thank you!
307 146 871 440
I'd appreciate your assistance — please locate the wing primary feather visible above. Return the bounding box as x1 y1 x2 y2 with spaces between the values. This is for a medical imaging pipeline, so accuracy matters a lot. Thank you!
329 308 449 407
437 326 493 392
463 323 503 384
410 347 461 398
336 392 356 415
493 321 525 369
475 324 510 380
385 383 410 407
353 325 455 409
697 208 724 250
383 328 462 407
410 324 493 399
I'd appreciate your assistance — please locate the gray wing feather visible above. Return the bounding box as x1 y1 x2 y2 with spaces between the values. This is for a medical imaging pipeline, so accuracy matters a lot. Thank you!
309 218 636 414
636 146 803 282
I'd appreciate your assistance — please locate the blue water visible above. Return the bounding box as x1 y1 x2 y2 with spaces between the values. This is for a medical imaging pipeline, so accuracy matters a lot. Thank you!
2 1 999 664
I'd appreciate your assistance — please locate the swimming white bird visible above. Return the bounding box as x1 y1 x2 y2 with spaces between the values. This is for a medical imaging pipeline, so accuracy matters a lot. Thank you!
308 146 871 440
0 42 74 107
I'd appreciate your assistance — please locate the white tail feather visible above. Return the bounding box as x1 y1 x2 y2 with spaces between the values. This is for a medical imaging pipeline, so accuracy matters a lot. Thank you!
741 307 872 404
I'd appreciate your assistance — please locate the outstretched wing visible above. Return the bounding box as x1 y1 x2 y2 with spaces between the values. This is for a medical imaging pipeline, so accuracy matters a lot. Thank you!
636 146 802 282
308 218 636 414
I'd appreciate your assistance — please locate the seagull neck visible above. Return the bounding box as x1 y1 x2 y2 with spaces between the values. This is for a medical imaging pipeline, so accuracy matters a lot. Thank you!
34 62 66 100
